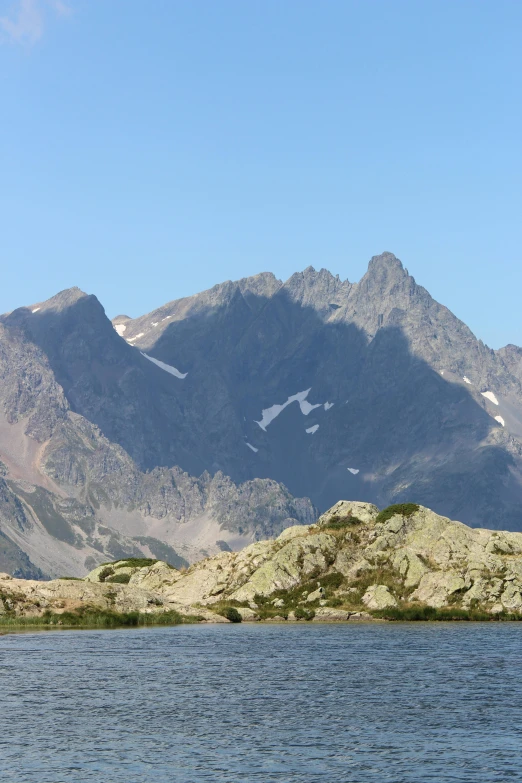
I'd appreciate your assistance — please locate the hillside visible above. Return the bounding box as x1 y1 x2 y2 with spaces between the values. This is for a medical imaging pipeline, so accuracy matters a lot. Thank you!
2 501 522 624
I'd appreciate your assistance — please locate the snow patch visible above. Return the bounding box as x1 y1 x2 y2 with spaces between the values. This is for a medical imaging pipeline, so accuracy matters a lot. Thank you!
347 468 360 475
141 352 187 379
114 323 126 336
31 307 40 313
245 442 259 453
440 371 445 376
255 389 321 431
306 424 319 434
162 316 172 321
463 376 472 384
127 332 144 343
495 416 505 427
151 322 158 327
324 402 334 411
481 391 499 406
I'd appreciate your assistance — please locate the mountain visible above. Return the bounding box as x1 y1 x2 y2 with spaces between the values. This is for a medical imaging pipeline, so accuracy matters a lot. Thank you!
114 252 522 522
0 293 315 578
1 251 522 578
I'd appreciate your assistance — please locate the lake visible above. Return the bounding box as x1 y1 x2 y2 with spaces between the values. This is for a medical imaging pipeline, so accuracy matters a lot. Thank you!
1 623 521 782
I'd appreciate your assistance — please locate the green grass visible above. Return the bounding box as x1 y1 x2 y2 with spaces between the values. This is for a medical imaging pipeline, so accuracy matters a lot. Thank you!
324 514 364 531
97 558 180 572
375 503 420 524
294 606 315 621
347 566 404 603
0 606 201 630
251 571 346 619
373 605 522 622
318 572 345 590
114 558 160 569
106 573 131 584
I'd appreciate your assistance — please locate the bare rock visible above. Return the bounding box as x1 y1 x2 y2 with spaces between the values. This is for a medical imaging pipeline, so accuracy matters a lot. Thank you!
362 584 398 610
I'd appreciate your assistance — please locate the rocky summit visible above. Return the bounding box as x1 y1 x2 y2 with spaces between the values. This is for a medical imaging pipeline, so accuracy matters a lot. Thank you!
2 501 522 624
2 251 522 580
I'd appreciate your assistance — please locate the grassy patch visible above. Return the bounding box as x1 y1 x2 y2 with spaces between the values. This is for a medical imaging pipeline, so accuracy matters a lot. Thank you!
209 599 250 611
324 514 364 531
294 606 315 621
348 567 404 603
252 571 346 619
325 597 343 607
373 605 522 622
376 504 419 524
114 558 159 569
319 572 345 590
97 557 182 572
106 573 131 584
58 577 83 581
0 606 201 630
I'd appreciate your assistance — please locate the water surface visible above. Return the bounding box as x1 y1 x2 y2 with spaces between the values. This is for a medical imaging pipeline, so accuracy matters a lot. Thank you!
1 623 521 782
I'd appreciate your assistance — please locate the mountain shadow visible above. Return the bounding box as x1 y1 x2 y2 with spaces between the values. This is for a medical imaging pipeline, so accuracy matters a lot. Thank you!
5 279 519 529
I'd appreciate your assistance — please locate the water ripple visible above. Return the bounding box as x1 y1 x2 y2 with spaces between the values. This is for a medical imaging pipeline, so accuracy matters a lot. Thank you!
1 623 521 782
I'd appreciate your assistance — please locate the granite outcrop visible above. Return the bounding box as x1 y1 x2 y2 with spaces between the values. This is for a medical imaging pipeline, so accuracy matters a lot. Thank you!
3 501 522 623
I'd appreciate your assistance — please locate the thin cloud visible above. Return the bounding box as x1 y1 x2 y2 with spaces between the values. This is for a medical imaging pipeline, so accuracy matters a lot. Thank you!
0 0 71 45
49 0 70 16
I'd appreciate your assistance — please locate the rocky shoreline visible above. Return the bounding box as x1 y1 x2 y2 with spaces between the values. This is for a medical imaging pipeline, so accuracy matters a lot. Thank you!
2 500 522 629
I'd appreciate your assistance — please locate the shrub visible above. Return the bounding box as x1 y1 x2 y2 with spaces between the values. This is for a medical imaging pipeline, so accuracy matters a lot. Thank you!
319 572 344 590
98 566 115 582
294 606 315 621
220 606 242 623
114 558 159 569
326 597 343 607
375 503 420 524
107 573 131 584
325 514 364 531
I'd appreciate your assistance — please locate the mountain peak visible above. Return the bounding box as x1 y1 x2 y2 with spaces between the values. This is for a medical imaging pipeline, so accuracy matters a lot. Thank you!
282 266 351 311
38 286 90 312
357 252 411 298
367 251 405 274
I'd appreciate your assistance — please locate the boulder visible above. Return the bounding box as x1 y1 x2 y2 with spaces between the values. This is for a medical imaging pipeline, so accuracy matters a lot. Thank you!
409 571 466 608
312 607 351 621
306 587 325 603
362 584 397 610
500 582 522 611
318 501 379 527
237 607 259 622
348 611 374 621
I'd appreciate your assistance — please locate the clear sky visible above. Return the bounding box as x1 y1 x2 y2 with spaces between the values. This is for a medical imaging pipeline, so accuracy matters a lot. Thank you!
1 0 521 348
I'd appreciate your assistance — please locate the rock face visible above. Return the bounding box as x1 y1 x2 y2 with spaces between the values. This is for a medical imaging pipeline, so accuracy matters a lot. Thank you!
0 292 315 577
3 501 522 622
114 253 522 529
2 252 522 577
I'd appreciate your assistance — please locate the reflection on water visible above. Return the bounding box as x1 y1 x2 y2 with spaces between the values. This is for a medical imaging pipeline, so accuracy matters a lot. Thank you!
1 623 521 782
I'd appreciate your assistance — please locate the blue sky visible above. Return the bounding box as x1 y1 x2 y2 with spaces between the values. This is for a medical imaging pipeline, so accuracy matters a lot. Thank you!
1 0 521 348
